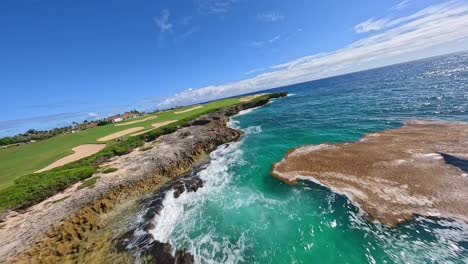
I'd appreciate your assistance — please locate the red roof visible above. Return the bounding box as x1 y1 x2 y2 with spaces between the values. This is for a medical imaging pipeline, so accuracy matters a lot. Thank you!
107 115 120 120
122 112 135 118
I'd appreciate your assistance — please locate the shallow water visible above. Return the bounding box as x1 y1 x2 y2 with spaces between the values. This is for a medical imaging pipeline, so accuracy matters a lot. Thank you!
144 52 468 263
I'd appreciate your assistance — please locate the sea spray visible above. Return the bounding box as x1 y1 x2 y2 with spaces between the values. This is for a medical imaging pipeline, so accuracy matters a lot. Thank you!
145 107 266 262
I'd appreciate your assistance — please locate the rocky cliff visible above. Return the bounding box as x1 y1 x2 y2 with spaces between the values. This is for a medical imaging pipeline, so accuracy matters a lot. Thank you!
0 92 287 263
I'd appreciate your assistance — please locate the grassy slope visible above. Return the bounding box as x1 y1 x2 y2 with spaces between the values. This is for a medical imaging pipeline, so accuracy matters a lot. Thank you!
0 98 239 189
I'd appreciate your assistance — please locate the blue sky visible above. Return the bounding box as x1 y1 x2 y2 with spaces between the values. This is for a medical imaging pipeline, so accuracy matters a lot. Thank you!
1 0 468 136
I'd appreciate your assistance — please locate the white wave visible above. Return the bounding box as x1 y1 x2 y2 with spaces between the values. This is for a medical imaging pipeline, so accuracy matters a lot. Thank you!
227 119 240 129
235 106 261 116
189 230 248 264
148 189 184 243
148 140 247 262
287 93 296 97
243 126 262 134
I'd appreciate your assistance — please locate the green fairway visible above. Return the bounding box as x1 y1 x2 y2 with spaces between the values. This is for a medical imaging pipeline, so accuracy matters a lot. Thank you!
0 97 240 190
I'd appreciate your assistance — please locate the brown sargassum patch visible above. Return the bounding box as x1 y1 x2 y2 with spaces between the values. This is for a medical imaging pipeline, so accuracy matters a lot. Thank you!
271 120 468 226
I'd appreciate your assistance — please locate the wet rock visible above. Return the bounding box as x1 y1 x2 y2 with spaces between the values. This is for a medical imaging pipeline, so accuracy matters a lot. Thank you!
142 241 194 264
173 177 204 199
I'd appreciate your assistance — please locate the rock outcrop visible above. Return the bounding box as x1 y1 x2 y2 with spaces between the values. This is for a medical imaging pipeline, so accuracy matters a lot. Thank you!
271 120 468 226
0 92 287 263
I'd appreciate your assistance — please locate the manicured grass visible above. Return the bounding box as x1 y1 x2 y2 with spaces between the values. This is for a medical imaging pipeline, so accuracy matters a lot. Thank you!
0 93 281 212
0 97 240 189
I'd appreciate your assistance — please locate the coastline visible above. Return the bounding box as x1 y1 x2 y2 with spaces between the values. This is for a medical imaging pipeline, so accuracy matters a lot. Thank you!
0 92 287 263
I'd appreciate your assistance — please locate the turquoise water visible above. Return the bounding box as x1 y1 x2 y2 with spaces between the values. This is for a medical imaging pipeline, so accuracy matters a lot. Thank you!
147 52 468 263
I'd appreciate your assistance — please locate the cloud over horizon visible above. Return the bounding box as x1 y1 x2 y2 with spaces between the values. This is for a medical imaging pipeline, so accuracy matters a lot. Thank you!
159 1 468 108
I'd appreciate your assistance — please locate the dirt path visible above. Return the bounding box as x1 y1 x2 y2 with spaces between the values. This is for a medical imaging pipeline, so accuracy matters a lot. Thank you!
114 116 158 126
97 127 144 141
174 105 203 114
35 144 106 173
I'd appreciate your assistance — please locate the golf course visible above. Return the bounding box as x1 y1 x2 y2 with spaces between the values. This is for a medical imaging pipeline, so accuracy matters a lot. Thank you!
0 97 243 191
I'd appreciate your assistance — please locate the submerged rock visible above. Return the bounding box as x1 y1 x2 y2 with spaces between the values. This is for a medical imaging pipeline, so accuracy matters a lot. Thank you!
271 120 468 226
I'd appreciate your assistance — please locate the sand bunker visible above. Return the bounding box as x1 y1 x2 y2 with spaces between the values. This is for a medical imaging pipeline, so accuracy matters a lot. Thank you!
36 144 106 173
130 129 155 137
152 120 178 128
271 120 468 226
174 105 203 114
97 127 144 141
239 94 265 102
114 116 158 126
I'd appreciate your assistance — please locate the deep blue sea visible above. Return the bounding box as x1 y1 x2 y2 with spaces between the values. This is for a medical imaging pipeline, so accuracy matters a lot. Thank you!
146 52 468 263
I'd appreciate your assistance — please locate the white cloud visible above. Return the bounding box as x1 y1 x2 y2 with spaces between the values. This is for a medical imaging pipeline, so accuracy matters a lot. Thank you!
258 11 284 22
159 1 468 108
195 0 236 14
249 34 281 48
354 18 389 33
269 35 281 43
249 40 265 48
394 0 411 10
88 112 98 117
174 27 199 43
244 68 265 75
155 9 173 33
355 0 464 34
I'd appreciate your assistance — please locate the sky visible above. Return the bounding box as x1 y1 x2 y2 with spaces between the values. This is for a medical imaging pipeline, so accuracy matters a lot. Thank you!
1 0 468 137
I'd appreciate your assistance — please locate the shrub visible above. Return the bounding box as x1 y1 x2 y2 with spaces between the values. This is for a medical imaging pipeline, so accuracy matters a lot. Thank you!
78 177 100 189
0 166 96 211
102 167 118 173
139 145 153 152
97 120 110 126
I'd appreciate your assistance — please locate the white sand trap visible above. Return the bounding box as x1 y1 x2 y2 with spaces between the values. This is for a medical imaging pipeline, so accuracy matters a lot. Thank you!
152 120 178 128
114 116 158 126
97 127 144 141
131 128 156 137
239 93 265 102
36 144 106 173
174 105 203 114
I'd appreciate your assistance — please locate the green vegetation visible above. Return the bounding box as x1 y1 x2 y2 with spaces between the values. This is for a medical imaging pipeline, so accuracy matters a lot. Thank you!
46 195 71 205
139 145 153 152
0 166 96 211
0 93 278 212
102 167 118 174
78 177 100 189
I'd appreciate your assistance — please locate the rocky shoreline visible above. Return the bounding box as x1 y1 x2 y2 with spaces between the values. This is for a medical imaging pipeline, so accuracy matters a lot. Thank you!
0 92 286 263
271 120 468 226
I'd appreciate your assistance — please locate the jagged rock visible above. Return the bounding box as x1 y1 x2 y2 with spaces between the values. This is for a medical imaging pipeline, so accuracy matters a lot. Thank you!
142 241 194 264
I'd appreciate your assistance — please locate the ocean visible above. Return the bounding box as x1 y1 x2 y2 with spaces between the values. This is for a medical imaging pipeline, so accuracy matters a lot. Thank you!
143 52 468 263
